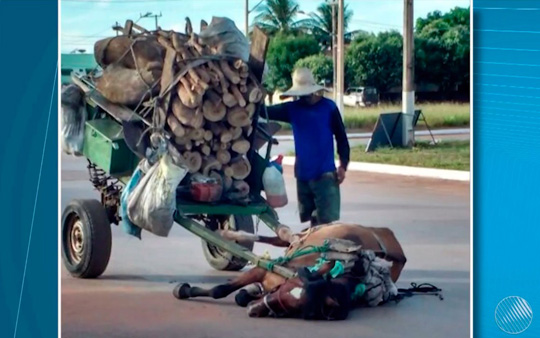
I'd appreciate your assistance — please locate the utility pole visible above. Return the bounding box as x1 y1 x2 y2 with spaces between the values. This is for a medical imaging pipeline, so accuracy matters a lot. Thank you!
139 12 162 30
402 0 415 146
336 0 345 117
245 0 249 37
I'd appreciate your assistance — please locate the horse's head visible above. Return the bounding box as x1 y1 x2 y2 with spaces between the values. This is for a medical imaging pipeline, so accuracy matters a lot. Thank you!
245 270 352 320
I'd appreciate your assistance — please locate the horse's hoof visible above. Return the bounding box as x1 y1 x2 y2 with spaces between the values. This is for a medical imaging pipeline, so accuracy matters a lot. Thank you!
235 289 254 307
173 283 191 299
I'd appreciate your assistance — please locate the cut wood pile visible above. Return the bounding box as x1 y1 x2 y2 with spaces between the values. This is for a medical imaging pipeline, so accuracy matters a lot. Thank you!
92 17 265 202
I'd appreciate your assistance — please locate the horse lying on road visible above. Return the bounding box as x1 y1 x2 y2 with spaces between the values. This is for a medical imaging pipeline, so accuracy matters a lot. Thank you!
173 223 407 320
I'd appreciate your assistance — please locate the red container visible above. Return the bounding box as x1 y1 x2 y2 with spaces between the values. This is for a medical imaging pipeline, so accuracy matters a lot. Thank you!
191 182 223 202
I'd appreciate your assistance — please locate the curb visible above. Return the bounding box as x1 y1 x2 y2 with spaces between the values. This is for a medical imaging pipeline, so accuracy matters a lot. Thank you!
281 156 470 182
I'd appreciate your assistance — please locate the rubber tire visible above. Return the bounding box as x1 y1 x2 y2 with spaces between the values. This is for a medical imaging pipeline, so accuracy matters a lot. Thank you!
201 215 255 271
61 199 112 279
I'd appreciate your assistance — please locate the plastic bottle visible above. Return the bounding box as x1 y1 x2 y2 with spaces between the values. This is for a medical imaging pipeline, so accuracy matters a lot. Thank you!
262 161 288 208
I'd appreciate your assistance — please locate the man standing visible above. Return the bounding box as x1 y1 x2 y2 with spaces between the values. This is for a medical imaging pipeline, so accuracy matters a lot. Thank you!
265 68 350 226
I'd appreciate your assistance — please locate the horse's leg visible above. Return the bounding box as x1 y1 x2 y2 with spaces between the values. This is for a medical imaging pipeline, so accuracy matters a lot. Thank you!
373 228 407 282
173 267 268 300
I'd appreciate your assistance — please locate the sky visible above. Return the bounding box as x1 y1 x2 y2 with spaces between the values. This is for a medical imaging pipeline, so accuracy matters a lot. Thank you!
61 0 470 53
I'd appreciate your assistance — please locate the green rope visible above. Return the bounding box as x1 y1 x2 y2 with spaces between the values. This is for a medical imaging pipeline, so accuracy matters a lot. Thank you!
266 240 331 272
351 283 366 301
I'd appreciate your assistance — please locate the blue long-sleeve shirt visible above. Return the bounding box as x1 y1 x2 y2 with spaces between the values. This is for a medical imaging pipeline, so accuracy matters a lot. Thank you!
265 97 350 181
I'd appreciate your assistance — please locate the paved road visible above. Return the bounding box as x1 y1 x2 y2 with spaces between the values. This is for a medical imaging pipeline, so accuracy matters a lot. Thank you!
61 154 470 338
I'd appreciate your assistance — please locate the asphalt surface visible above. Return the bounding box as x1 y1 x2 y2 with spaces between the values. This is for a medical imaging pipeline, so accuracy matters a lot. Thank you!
61 153 470 338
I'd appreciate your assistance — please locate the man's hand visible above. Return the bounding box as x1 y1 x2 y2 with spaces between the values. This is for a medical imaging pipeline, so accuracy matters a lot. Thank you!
337 166 346 184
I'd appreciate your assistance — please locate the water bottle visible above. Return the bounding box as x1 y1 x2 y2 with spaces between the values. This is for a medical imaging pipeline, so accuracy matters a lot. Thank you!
262 159 288 208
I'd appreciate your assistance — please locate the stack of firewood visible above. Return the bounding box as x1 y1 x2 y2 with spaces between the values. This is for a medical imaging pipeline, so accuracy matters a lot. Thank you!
151 25 264 195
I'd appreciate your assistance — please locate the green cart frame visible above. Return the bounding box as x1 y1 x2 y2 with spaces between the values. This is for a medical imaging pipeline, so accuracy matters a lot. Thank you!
61 70 295 280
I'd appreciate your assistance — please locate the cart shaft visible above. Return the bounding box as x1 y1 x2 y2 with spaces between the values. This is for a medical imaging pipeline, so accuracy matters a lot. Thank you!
174 214 295 279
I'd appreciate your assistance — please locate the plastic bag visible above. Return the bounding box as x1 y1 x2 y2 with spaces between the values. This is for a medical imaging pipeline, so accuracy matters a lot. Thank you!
198 17 250 62
120 163 145 239
60 84 86 156
127 154 188 237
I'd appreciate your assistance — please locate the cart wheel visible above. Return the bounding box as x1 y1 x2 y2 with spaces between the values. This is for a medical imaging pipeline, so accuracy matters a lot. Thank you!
202 215 254 271
61 199 112 279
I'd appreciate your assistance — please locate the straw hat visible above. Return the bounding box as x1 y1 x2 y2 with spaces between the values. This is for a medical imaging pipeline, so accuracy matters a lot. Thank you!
280 67 328 99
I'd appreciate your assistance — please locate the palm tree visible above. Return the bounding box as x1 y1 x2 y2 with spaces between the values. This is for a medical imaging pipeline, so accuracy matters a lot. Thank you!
253 0 306 36
306 2 354 49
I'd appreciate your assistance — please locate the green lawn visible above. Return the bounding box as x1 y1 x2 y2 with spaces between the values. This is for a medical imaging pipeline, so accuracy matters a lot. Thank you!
278 102 470 132
350 140 470 171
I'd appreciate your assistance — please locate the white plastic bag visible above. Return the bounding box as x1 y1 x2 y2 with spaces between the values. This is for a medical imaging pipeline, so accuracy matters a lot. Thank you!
127 154 188 237
60 84 86 156
198 17 250 62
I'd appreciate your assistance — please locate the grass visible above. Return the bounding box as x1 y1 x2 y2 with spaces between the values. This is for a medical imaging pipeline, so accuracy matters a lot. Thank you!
277 102 470 132
350 140 470 171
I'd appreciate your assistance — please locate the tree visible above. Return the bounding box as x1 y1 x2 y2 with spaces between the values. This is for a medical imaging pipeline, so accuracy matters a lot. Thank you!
415 7 470 92
346 31 403 92
306 2 353 49
254 0 306 36
264 33 321 93
295 54 333 85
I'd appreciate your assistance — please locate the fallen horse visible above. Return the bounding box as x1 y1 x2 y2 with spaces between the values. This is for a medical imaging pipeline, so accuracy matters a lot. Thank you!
173 223 426 320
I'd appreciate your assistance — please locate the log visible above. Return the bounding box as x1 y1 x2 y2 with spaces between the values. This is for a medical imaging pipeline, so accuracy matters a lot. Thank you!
174 136 190 145
201 144 211 156
167 114 186 138
202 156 222 176
227 106 251 127
192 108 205 129
233 59 245 70
220 130 233 143
239 84 248 93
247 83 263 103
230 127 243 140
172 96 196 124
246 103 256 118
230 85 246 107
230 156 251 180
171 33 189 51
183 151 202 173
194 140 203 147
203 130 213 141
223 166 234 178
222 92 238 108
223 175 233 190
205 89 222 105
243 125 253 136
216 149 231 165
177 81 201 109
188 128 205 141
231 138 250 155
220 142 230 150
202 100 226 122
219 60 241 84
157 36 174 50
227 180 250 200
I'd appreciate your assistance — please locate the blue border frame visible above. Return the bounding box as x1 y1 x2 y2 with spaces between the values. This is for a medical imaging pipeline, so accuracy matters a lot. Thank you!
0 1 58 337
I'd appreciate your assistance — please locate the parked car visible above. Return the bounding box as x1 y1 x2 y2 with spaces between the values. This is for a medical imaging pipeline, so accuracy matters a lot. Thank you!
343 86 379 107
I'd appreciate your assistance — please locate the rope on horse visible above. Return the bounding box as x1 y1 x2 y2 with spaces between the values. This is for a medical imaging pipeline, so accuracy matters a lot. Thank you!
265 240 331 272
